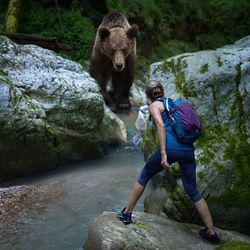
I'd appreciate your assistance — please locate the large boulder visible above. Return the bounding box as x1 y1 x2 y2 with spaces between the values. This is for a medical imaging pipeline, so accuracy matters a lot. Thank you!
130 79 147 107
85 211 250 250
0 36 127 181
144 36 250 234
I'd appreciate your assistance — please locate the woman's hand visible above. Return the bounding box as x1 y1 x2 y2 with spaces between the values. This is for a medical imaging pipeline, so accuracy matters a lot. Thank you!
161 152 170 171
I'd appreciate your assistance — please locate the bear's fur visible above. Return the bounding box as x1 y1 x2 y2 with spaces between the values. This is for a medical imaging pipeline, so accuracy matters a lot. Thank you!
89 12 138 109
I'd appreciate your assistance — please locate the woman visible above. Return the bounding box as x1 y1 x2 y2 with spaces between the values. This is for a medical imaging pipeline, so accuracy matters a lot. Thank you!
117 81 221 244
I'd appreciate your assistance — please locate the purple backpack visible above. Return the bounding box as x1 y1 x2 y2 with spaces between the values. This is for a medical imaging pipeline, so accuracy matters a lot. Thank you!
163 98 202 144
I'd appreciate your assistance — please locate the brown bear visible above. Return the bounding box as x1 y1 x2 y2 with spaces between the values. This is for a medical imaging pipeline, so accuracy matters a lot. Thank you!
89 12 138 110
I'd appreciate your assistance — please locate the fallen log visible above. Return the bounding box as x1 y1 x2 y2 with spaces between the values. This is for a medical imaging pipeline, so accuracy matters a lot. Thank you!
0 32 72 51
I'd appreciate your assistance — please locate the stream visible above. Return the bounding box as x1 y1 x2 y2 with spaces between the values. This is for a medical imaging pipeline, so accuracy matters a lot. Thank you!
0 111 152 250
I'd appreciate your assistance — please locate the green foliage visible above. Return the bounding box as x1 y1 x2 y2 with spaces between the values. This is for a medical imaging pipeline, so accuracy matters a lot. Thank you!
196 120 250 209
195 33 228 50
223 133 250 206
21 0 95 63
142 122 158 161
107 0 166 56
2 0 250 74
152 40 198 61
107 0 250 63
0 0 8 32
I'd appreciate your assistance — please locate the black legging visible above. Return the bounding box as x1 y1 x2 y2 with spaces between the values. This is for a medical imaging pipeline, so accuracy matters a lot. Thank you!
137 148 202 202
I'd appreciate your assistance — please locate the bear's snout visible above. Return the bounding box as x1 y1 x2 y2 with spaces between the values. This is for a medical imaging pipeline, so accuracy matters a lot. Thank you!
115 63 124 71
113 51 125 72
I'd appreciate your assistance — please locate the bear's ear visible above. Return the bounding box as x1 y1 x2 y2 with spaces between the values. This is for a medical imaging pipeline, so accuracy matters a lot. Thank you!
126 25 138 39
99 28 110 40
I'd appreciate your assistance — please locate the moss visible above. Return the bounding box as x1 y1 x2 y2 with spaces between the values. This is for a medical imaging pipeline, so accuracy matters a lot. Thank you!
142 122 159 161
176 55 189 68
215 241 250 250
211 85 219 121
195 123 226 166
217 57 223 67
197 171 205 181
43 120 58 147
0 69 7 77
215 163 226 174
161 56 188 95
162 59 175 73
224 66 250 206
162 56 188 75
170 163 181 179
196 142 215 165
162 55 198 97
175 71 186 93
137 222 151 232
168 185 195 222
223 133 250 206
235 63 246 134
200 63 209 74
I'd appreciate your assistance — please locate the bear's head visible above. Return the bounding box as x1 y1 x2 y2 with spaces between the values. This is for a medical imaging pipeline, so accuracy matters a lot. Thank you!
99 25 138 72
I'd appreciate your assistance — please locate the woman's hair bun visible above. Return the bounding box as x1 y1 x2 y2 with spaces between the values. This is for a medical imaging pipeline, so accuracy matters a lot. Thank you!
145 81 164 101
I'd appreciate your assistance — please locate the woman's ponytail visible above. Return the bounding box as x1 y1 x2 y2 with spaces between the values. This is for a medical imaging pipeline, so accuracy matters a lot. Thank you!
145 81 164 102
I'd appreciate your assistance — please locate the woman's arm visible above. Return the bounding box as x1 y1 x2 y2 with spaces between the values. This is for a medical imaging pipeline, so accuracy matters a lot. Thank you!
149 103 170 169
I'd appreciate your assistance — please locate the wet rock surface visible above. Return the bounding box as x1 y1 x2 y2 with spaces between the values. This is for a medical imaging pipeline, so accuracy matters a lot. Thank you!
85 211 250 250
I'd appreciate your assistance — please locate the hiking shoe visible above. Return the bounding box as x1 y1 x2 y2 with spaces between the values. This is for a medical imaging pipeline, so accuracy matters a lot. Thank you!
199 227 221 244
117 207 132 224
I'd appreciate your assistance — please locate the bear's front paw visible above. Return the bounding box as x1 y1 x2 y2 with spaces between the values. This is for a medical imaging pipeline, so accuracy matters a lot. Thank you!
116 97 131 110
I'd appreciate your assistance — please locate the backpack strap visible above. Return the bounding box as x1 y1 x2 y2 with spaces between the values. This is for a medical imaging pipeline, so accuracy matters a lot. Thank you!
163 98 176 122
163 97 169 112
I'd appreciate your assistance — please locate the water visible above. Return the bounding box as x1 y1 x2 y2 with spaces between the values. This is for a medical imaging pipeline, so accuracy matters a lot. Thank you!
1 111 151 250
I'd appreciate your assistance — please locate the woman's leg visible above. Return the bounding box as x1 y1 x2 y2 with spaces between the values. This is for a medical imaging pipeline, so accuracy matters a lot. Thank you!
124 149 180 213
125 182 145 212
124 149 164 213
179 150 216 235
195 199 215 235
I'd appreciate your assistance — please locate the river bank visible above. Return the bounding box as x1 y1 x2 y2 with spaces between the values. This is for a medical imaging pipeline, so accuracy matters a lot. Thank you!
0 110 151 250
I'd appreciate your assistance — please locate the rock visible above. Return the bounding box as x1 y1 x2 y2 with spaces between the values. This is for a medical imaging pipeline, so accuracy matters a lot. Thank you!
149 36 250 135
0 36 127 181
130 79 147 107
85 211 250 250
103 104 127 144
144 187 168 216
144 36 250 234
135 105 149 135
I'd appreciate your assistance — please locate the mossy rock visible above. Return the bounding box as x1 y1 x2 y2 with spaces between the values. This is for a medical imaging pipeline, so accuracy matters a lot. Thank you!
146 36 250 233
141 121 158 161
216 241 250 250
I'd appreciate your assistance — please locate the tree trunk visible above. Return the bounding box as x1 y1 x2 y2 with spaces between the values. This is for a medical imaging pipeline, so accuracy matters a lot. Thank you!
5 0 23 32
0 32 72 52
